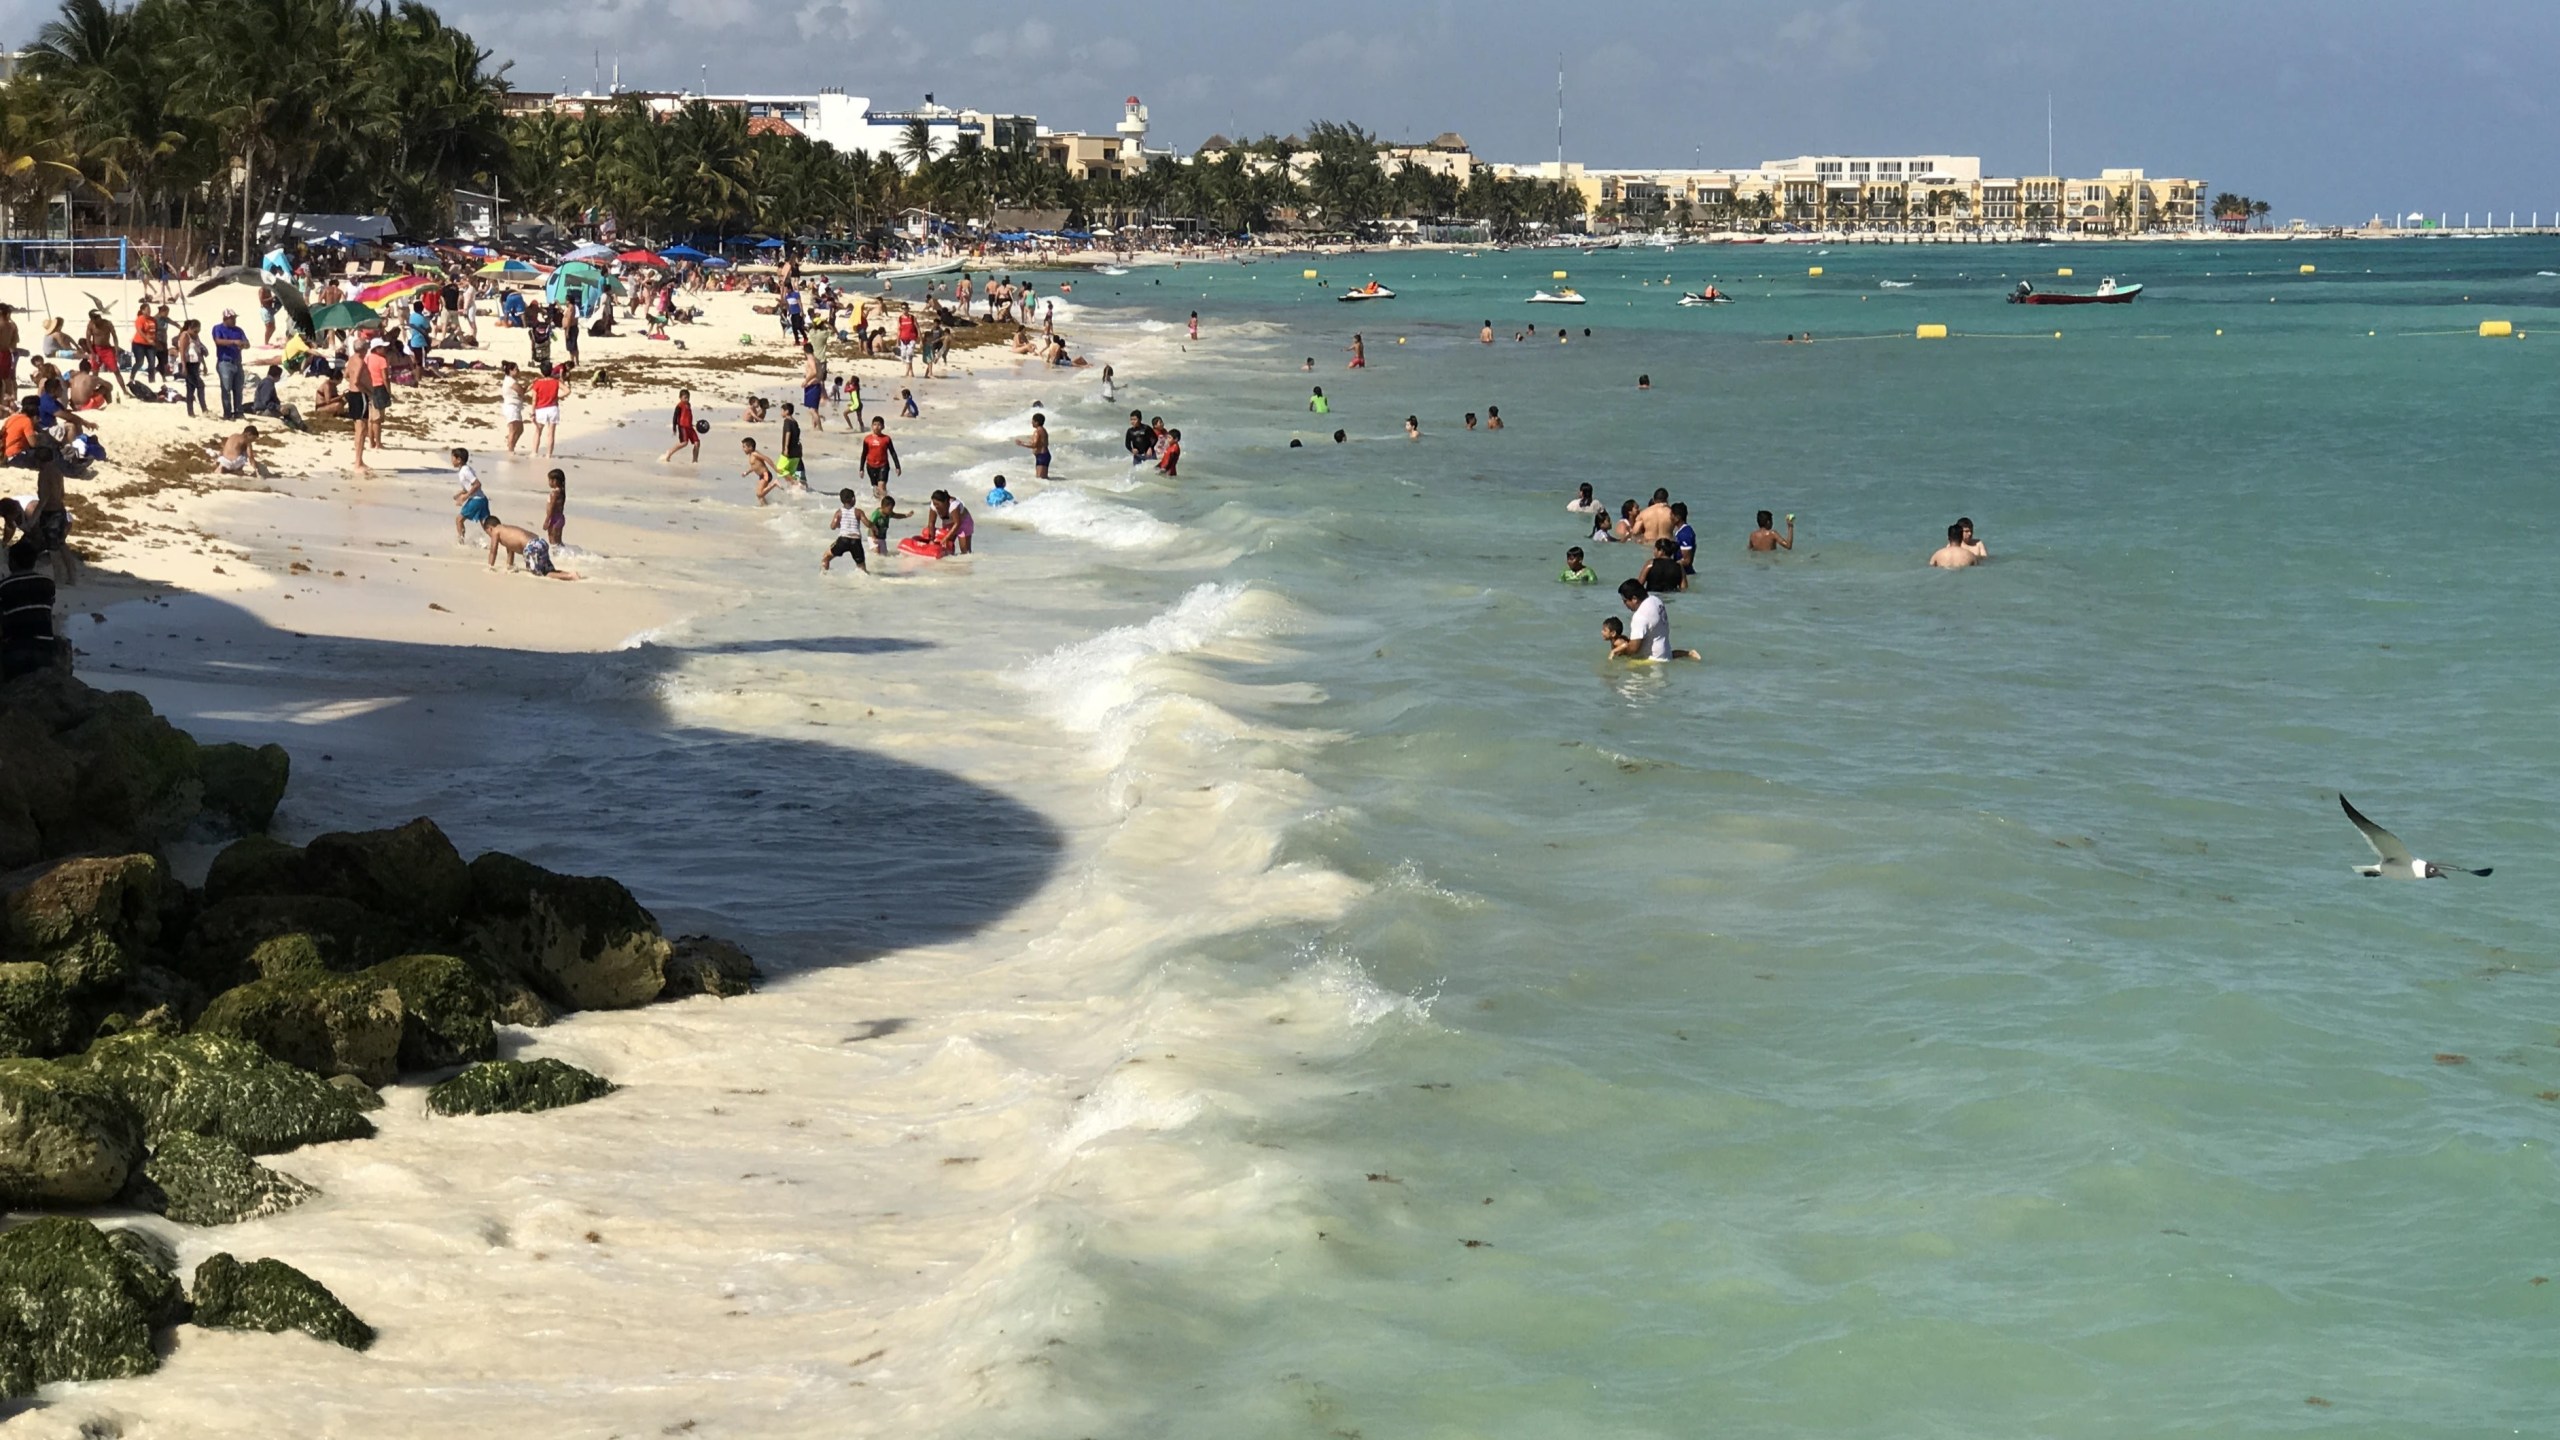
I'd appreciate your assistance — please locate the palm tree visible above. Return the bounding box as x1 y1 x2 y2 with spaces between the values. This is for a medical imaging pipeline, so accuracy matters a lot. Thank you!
895 118 937 176
2250 199 2272 231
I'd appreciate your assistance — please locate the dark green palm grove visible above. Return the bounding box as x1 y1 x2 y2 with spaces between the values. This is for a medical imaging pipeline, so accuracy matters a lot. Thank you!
5 0 1587 248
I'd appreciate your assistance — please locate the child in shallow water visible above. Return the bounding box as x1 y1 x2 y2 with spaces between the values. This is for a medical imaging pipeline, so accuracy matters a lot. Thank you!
1600 616 1699 661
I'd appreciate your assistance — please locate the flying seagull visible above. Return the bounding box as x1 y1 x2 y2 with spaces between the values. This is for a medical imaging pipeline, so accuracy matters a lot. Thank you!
2340 794 2491 879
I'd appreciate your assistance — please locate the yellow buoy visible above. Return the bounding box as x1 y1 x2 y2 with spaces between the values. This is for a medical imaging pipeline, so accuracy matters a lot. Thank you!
1808 266 1824 277
1397 336 1406 343
2215 329 2223 336
2053 331 2063 339
2300 264 2317 274
1302 269 1319 279
1915 324 1948 340
2057 267 2074 277
2480 319 2515 337
1553 270 1568 280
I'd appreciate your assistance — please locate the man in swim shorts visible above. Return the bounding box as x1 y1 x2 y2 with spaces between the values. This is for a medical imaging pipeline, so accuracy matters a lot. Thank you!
779 402 805 483
799 343 827 431
481 515 576 579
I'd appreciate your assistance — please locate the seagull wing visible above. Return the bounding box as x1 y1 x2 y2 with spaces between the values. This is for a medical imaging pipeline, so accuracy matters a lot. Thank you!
2339 794 2415 866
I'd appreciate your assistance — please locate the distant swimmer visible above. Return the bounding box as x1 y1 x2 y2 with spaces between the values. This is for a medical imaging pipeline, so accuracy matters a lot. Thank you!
1124 409 1156 464
1014 411 1051 479
1567 482 1602 515
1480 320 1494 344
1749 510 1795 552
1560 546 1597 583
1332 429 1347 443
1957 516 1988 560
1485 405 1504 430
1464 412 1479 430
1608 580 1699 661
1928 522 1981 569
1671 503 1696 572
1405 415 1421 441
1638 374 1651 390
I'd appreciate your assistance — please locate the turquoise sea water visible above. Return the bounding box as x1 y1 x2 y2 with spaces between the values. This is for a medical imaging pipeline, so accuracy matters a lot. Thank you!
1026 240 2560 1437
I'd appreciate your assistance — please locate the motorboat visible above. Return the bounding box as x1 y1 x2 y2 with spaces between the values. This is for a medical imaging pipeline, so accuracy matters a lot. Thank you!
2008 277 2142 305
878 256 965 281
1337 281 1396 302
1528 288 1586 304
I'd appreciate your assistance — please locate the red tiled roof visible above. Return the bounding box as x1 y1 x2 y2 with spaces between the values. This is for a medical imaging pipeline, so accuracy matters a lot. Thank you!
747 116 803 138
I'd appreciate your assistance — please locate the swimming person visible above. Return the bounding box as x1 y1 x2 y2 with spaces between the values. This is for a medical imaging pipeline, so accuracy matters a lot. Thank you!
1929 522 1981 569
1405 415 1421 441
1124 409 1156 465
1957 516 1988 559
1567 482 1602 515
1749 511 1795 552
1485 406 1504 430
1560 546 1597 583
985 474 1015 507
1639 538 1688 593
1310 386 1330 415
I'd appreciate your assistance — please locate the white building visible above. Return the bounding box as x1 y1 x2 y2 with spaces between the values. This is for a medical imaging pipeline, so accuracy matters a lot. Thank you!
506 88 1039 170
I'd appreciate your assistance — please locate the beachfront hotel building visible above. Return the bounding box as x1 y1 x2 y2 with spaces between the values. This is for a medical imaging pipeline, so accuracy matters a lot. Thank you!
1488 154 2205 235
501 89 1049 171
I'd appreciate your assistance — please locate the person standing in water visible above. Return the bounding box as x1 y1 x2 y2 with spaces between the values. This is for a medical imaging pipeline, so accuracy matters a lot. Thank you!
859 417 901 490
1749 511 1794 552
1928 522 1981 569
1187 311 1200 340
1309 386 1330 415
1347 333 1365 369
661 386 699 463
1014 412 1051 479
1480 320 1494 344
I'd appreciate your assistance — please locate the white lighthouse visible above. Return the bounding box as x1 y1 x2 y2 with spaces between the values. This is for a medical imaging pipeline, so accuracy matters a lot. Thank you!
1115 96 1149 156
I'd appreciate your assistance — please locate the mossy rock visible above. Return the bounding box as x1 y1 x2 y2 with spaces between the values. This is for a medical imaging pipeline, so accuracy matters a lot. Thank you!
196 741 289 834
203 819 468 937
0 704 79 872
70 1029 374 1155
58 688 205 850
660 935 759 1000
0 1058 146 1206
189 1252 371 1352
362 955 496 1071
179 893 417 989
0 961 71 1058
426 1058 615 1117
132 1131 316 1227
463 852 668 1012
4 853 168 998
0 1218 185 1397
195 972 404 1088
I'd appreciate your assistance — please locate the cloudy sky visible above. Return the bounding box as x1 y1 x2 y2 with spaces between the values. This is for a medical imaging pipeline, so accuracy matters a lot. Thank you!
7 0 2550 220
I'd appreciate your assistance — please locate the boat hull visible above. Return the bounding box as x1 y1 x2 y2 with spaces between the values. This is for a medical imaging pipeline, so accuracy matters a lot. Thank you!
2011 285 2142 305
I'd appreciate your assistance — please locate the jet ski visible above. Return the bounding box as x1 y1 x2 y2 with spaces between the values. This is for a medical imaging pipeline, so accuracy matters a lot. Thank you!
1527 288 1586 304
1337 281 1396 302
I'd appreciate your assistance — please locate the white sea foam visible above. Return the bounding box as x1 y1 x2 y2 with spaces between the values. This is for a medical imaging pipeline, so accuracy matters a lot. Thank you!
995 490 1181 551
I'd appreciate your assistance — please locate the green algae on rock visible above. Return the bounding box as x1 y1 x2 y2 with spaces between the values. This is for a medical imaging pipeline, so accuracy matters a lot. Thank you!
0 1218 185 1396
464 852 670 1011
70 1029 374 1154
194 971 404 1088
0 1058 145 1206
189 1252 373 1352
427 1057 616 1116
134 1130 317 1226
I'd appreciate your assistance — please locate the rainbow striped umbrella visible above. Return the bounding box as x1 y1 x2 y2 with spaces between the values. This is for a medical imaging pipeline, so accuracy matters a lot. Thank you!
354 274 435 305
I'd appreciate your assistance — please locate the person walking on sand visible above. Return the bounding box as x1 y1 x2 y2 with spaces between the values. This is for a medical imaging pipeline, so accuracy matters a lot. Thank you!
499 362 525 455
529 366 565 458
173 319 208 416
543 468 567 547
1015 412 1051 479
0 305 20 407
360 337 392 462
661 386 699 463
451 449 488 540
211 308 248 419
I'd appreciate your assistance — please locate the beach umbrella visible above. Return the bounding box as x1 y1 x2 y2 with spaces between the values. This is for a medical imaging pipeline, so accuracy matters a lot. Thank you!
354 274 433 305
307 300 380 333
391 245 437 260
701 256 730 269
661 243 708 260
756 237 786 250
477 258 541 276
617 249 667 268
561 242 615 262
265 279 312 336
188 265 264 296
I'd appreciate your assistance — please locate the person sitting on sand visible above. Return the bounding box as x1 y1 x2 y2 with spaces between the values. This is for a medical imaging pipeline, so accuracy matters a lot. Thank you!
742 395 769 424
244 365 306 431
209 425 265 478
1928 522 1981 569
37 318 73 359
1748 510 1794 552
307 372 347 421
480 514 576 579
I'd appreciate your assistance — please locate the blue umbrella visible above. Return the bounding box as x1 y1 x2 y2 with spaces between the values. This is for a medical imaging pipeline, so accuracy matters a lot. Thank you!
756 237 786 250
661 243 709 261
701 256 731 269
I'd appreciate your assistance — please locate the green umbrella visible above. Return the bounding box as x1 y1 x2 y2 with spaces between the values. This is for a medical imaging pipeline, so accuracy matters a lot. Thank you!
308 300 380 333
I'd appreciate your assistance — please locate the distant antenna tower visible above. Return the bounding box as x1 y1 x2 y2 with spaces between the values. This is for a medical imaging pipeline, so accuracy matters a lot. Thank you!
1555 58 1565 168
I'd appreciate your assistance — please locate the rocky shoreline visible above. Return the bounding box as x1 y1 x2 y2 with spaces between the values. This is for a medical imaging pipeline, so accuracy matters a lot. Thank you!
0 664 756 1400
